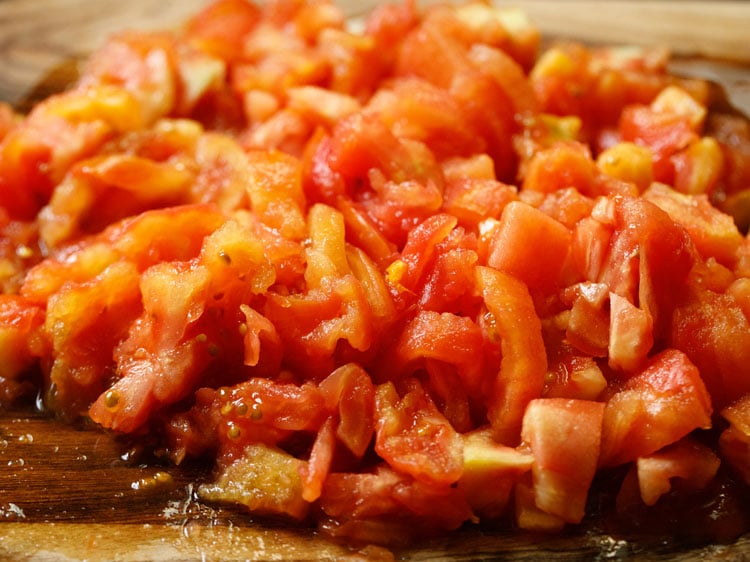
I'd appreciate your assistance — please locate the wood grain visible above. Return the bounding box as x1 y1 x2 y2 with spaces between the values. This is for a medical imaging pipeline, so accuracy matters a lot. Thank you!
1 0 749 110
2 408 750 560
509 1 750 62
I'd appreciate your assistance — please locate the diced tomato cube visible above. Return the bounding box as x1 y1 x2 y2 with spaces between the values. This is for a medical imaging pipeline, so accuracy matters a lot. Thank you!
487 201 572 294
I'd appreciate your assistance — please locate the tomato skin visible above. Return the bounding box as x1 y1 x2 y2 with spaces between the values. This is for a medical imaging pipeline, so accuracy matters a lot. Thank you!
600 349 712 467
521 398 605 523
300 415 337 502
318 363 375 458
475 266 547 445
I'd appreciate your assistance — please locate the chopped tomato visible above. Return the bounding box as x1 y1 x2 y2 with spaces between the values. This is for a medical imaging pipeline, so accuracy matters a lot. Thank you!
671 287 750 409
318 363 375 458
0 295 45 404
600 349 713 467
198 443 310 520
476 266 547 444
373 379 464 486
2 0 750 547
319 464 473 543
636 438 720 506
185 0 260 61
720 394 750 485
486 201 572 295
521 397 605 523
459 428 533 519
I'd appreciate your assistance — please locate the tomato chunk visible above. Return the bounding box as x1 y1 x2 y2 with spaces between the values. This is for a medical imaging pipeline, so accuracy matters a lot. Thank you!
600 349 713 467
521 398 605 523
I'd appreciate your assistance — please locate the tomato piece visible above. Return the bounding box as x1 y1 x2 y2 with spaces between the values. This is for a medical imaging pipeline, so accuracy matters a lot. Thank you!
374 379 464 486
442 178 517 229
370 77 485 158
264 277 373 378
0 295 45 405
319 464 473 543
671 287 750 409
564 282 610 357
0 85 141 220
487 201 572 295
106 204 227 272
608 292 653 374
514 474 565 532
198 443 310 520
239 304 282 374
619 103 698 184
600 349 713 467
335 196 397 269
571 215 613 283
522 141 596 195
82 33 178 123
643 182 743 268
44 261 142 419
185 0 260 61
458 428 533 519
422 361 473 433
418 240 479 313
394 310 485 393
318 363 375 458
521 398 605 523
386 213 457 297
300 415 337 502
328 112 441 188
40 154 195 249
537 187 596 230
396 9 523 179
91 216 277 432
475 266 547 444
720 394 750 485
600 197 694 341
636 438 720 506
543 343 607 401
88 262 212 432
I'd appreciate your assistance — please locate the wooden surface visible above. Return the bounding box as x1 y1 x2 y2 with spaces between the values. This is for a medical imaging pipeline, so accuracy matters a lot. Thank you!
2 408 750 561
0 0 749 110
1 1 750 560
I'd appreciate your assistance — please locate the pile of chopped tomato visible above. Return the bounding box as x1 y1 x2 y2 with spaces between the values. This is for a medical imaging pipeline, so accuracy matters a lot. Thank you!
2 0 750 546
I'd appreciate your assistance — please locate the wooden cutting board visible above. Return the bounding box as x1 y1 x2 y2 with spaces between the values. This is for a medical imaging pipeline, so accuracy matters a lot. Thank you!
3 408 750 560
1 1 750 560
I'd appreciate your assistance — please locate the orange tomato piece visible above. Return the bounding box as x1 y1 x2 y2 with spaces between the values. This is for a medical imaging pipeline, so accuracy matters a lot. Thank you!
475 265 547 444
